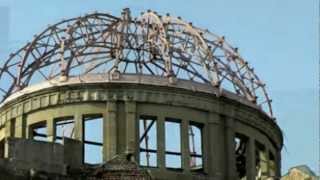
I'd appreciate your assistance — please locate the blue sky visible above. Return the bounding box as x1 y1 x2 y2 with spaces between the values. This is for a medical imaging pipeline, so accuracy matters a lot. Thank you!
0 0 318 175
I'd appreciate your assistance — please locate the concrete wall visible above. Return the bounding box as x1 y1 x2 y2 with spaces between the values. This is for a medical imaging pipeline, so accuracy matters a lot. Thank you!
4 137 82 175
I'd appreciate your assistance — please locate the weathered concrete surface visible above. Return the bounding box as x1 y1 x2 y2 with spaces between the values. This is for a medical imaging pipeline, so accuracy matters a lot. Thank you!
63 137 83 168
4 137 82 175
5 137 66 174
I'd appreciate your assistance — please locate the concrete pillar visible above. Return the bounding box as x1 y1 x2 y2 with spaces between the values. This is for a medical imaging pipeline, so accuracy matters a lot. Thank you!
125 100 137 155
157 115 165 170
4 119 14 138
4 112 15 138
247 137 256 180
202 121 209 174
264 147 270 178
73 112 84 164
105 101 117 161
47 118 55 142
276 150 281 179
207 112 224 179
181 119 190 173
15 115 26 138
225 117 237 180
74 112 83 141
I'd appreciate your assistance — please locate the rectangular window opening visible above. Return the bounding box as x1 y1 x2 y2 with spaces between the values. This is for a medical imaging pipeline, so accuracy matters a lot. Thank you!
269 152 276 177
255 142 268 178
0 140 4 158
54 117 75 144
30 122 48 142
165 118 182 170
10 118 16 137
189 122 204 171
235 134 248 179
83 115 103 165
139 116 158 167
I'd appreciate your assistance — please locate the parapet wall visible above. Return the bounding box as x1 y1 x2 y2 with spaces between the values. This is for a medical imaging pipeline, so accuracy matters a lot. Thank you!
4 137 82 174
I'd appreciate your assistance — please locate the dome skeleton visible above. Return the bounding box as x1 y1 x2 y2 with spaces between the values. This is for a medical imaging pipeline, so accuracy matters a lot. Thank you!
0 8 273 118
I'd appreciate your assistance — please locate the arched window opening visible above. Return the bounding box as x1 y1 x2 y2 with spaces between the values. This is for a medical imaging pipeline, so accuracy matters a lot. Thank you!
139 116 157 167
189 122 203 171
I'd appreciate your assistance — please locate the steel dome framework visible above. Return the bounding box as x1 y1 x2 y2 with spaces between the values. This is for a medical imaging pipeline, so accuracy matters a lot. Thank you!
0 8 273 117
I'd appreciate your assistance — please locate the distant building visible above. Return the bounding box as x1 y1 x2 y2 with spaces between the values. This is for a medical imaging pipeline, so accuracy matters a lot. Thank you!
282 165 319 180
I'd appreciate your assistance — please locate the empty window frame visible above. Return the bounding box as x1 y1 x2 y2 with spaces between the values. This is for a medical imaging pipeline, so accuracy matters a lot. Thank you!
83 115 103 165
30 122 48 141
0 140 4 158
10 118 16 137
139 116 157 167
255 142 268 178
189 122 203 171
165 118 182 169
54 117 75 143
269 152 276 177
235 134 248 179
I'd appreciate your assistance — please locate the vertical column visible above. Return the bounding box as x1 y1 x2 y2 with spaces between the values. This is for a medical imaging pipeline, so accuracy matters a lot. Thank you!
157 115 165 171
275 150 281 179
202 121 209 174
47 118 54 142
125 100 137 155
4 110 15 138
207 112 224 179
4 120 12 138
74 112 83 141
247 138 256 180
181 119 190 172
105 100 117 161
225 117 237 180
264 147 270 178
73 112 83 163
201 123 213 174
15 115 26 138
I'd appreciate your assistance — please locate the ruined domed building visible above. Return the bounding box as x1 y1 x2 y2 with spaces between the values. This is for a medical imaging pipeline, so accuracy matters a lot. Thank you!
0 9 283 180
281 165 319 180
